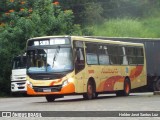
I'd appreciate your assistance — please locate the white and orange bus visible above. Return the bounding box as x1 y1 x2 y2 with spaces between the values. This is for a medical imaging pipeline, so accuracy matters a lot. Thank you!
26 36 147 102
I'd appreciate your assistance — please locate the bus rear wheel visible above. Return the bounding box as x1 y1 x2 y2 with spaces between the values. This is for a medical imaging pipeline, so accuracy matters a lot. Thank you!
116 78 131 96
83 80 96 100
45 95 56 102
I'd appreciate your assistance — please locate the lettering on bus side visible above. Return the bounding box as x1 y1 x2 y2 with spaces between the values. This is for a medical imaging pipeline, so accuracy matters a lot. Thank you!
102 68 118 74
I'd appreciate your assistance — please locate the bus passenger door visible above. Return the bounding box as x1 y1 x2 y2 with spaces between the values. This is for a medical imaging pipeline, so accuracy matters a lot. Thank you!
73 41 85 93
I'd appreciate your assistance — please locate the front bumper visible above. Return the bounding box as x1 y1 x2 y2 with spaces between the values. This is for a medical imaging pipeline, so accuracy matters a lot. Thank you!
27 83 75 95
11 81 27 92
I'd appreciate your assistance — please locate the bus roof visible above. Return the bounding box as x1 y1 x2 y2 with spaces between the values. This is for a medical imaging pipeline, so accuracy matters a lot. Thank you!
85 36 160 42
27 36 144 47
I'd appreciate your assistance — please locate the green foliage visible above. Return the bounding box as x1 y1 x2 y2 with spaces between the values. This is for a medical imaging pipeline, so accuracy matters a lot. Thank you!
84 2 103 25
93 18 142 37
59 0 160 25
59 0 103 25
93 17 160 38
141 17 160 38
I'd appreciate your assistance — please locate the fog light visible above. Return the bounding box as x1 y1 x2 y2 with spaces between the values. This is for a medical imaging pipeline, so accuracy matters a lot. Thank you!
26 81 33 88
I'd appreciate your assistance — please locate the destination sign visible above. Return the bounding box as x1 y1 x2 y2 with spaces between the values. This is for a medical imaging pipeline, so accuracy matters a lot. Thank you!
28 38 70 46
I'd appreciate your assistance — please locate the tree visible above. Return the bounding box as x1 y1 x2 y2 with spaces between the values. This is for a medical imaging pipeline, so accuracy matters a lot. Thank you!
59 0 103 25
0 0 82 96
84 2 103 25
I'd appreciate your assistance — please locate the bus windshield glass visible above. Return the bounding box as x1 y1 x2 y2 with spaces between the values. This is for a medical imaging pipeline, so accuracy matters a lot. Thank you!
12 56 26 69
27 47 73 73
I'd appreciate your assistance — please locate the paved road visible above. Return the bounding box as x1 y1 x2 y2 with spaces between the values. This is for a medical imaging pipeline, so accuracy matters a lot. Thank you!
0 92 160 120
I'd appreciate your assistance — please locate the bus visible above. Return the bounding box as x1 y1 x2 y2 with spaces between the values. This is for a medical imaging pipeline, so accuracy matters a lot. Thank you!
11 54 27 93
86 36 160 91
26 36 147 102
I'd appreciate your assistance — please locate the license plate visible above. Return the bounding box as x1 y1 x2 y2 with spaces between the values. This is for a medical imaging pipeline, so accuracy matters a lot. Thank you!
43 89 51 92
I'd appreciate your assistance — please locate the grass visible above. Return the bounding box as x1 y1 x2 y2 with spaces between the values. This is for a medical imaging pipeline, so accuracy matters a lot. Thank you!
92 17 160 38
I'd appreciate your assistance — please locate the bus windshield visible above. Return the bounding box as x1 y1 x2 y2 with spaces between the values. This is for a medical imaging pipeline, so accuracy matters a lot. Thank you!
27 47 73 73
12 56 26 69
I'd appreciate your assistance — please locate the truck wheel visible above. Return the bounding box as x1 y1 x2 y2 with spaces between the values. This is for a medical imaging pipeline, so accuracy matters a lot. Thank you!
83 80 96 100
153 81 157 91
116 78 131 96
156 79 160 91
45 95 56 102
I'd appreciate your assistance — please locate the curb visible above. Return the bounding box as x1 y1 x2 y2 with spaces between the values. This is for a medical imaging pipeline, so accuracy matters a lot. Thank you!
154 91 160 95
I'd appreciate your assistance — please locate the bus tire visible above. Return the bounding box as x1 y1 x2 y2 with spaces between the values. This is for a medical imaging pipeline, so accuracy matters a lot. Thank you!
83 80 96 100
45 95 56 102
156 79 160 91
116 78 131 96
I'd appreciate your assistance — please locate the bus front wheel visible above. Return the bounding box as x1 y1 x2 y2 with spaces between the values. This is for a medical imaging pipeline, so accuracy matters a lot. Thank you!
45 95 56 102
83 80 96 100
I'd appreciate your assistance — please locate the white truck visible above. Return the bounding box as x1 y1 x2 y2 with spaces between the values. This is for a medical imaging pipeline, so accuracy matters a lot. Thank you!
11 54 27 93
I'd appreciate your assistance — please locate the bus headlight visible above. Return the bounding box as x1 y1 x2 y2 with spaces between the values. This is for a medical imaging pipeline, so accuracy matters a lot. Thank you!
26 81 33 88
62 80 69 87
68 78 73 82
62 78 74 87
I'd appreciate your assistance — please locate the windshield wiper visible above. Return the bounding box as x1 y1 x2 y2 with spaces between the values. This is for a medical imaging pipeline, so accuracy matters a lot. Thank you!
52 46 60 67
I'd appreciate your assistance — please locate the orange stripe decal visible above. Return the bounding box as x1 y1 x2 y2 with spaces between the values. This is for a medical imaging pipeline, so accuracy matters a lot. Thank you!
49 79 62 86
98 66 144 92
129 66 143 80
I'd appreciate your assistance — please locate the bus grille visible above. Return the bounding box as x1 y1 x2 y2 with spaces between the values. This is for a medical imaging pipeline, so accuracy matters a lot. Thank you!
33 85 62 92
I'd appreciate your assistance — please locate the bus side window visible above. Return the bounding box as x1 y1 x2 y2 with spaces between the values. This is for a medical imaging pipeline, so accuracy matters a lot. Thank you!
122 47 128 65
137 47 144 65
86 42 98 65
126 47 137 65
108 45 118 64
98 45 110 65
73 41 85 74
